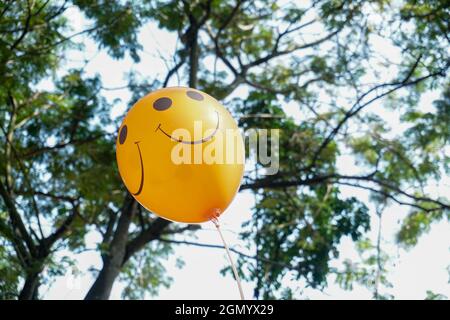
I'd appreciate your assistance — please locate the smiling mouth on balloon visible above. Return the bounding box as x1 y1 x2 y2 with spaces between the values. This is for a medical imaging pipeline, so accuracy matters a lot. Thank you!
132 141 145 196
155 111 220 145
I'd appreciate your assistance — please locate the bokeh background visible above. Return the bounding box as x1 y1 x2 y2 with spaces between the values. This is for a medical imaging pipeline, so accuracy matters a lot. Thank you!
0 0 449 300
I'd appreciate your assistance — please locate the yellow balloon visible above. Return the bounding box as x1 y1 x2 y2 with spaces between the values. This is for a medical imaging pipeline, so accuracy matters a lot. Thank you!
116 87 244 223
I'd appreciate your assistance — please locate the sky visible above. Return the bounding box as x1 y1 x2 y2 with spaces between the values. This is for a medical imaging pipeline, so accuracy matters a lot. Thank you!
41 4 450 300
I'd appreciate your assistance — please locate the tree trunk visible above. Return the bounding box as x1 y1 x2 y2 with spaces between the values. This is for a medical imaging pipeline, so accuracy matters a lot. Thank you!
84 256 124 300
188 30 199 88
85 14 202 300
84 195 137 300
18 271 40 300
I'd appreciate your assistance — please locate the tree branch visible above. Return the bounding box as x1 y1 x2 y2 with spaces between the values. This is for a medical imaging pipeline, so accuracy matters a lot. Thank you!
21 134 105 158
123 217 171 264
0 178 36 256
44 203 79 248
241 172 449 212
9 0 33 51
307 65 448 170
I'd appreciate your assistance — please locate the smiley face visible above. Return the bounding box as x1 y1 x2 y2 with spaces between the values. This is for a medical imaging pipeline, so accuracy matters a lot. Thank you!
116 87 244 223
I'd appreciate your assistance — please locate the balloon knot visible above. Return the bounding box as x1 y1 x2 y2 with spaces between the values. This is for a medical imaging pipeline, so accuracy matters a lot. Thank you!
210 208 222 227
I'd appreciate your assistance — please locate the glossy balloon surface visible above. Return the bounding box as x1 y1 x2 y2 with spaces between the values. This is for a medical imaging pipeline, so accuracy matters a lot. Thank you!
116 87 244 223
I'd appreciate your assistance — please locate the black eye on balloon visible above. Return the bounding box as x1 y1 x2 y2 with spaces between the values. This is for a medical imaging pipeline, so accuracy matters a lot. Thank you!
153 97 172 111
119 125 127 144
186 90 204 101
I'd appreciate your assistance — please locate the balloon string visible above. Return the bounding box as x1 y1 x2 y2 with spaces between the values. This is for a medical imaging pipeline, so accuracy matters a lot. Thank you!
211 216 245 300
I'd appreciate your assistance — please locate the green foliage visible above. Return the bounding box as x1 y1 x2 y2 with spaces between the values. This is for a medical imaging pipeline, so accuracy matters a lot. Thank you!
0 237 21 299
119 242 173 299
237 186 370 299
73 0 149 62
0 0 449 300
403 86 450 161
0 0 70 88
425 290 448 300
335 237 394 299
399 0 450 63
397 209 448 247
0 0 129 298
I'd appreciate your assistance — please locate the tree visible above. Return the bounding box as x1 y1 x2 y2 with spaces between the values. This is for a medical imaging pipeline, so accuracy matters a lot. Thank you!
0 0 448 300
0 0 138 299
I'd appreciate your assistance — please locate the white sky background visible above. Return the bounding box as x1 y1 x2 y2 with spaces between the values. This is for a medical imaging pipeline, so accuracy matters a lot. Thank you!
42 4 449 300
